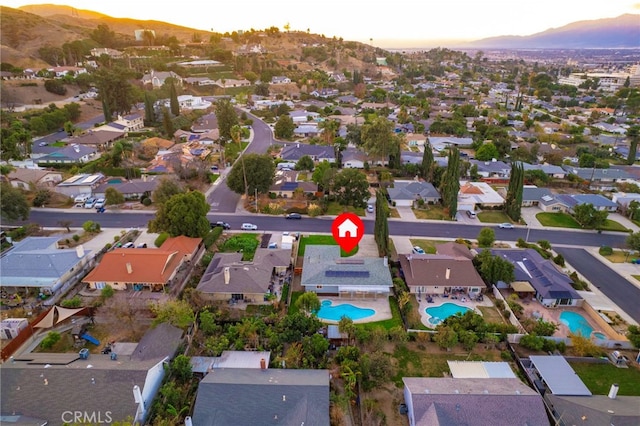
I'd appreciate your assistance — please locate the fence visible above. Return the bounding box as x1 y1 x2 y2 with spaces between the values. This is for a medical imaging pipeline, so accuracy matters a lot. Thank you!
1 307 52 361
492 286 526 332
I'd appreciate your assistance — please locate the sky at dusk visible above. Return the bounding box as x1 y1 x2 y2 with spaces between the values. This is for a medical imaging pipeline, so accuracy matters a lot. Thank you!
2 0 639 47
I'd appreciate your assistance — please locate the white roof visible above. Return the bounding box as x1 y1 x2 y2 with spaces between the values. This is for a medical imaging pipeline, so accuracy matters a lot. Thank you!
529 355 592 396
447 361 516 379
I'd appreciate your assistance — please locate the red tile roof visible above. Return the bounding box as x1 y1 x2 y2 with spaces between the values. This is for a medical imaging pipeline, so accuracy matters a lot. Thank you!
83 248 183 284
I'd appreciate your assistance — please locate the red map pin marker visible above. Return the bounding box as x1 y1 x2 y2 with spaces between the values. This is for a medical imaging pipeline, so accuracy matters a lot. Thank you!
332 212 364 253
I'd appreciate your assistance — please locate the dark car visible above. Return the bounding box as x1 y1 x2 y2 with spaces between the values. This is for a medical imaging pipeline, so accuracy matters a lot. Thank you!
286 213 302 220
211 221 231 229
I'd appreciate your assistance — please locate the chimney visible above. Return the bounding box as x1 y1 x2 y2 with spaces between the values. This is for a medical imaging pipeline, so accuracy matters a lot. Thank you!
445 268 451 280
224 267 230 284
76 245 85 258
260 358 266 370
126 263 133 274
608 383 619 399
383 256 388 267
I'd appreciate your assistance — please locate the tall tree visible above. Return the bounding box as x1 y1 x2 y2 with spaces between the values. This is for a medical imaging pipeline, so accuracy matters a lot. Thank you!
274 115 295 139
333 168 370 208
169 80 180 116
152 178 185 205
148 191 210 237
374 189 390 256
627 126 639 165
361 116 394 164
94 67 136 117
227 153 275 195
162 107 174 136
319 119 340 145
421 142 434 181
215 98 238 141
473 250 515 285
144 91 155 124
505 162 524 221
573 203 608 229
0 182 30 221
439 148 460 218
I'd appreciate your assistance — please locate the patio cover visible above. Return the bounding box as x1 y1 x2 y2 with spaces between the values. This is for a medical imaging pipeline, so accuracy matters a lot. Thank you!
511 281 535 292
33 306 86 328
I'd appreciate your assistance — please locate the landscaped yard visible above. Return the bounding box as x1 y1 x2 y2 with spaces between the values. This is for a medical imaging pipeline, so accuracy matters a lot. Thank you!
601 249 635 264
570 362 640 396
477 210 512 224
536 212 581 228
389 208 401 218
325 201 365 216
477 305 506 324
600 219 629 232
357 297 403 331
220 233 259 261
413 205 451 220
297 234 358 257
409 238 449 254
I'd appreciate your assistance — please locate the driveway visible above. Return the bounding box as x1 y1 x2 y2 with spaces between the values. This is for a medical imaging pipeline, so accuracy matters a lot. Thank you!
520 207 544 228
391 236 415 257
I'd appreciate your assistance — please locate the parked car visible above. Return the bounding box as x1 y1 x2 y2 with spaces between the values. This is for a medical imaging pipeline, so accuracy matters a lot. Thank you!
367 205 374 213
286 213 302 220
96 207 106 213
94 198 105 209
412 246 426 254
466 210 476 218
74 194 90 204
499 223 515 229
211 221 231 229
84 198 97 209
122 242 135 248
268 242 278 249
241 223 258 230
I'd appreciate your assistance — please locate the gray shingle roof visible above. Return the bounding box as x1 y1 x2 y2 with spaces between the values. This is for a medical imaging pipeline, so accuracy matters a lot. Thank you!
388 181 441 201
130 322 183 362
522 186 553 202
301 245 392 289
191 368 330 426
280 143 335 161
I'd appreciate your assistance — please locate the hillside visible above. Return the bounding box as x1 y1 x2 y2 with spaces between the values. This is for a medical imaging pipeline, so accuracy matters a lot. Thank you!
468 14 640 49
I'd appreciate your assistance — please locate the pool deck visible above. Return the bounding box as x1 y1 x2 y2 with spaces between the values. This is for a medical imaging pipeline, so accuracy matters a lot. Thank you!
317 297 392 324
418 296 494 328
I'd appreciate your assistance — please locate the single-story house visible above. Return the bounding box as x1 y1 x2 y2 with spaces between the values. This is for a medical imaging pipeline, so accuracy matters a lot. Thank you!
141 70 183 88
428 136 473 152
53 173 105 197
196 249 291 302
294 124 321 138
562 166 632 190
398 243 485 297
92 177 161 200
403 377 549 426
400 151 423 166
521 162 567 179
612 192 640 211
6 168 63 189
457 181 505 211
0 237 93 296
490 249 582 307
191 113 218 133
289 110 320 123
1 323 183 426
35 144 99 166
469 159 511 178
270 76 292 84
388 180 441 207
83 235 202 292
69 130 125 151
539 194 617 213
301 245 392 298
547 394 640 426
522 185 554 207
270 170 318 197
341 147 374 169
280 143 335 163
191 369 330 426
47 66 87 77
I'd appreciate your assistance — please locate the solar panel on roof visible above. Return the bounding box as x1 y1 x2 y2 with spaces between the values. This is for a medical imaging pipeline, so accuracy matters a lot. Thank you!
281 182 298 190
325 270 369 278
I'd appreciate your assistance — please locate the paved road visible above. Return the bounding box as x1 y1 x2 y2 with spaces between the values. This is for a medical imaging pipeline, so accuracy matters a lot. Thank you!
207 109 278 213
555 247 640 323
17 210 628 249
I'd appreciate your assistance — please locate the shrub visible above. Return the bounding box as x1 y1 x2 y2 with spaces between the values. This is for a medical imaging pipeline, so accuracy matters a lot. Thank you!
203 227 223 249
32 189 51 207
40 331 61 349
104 243 112 250
82 220 100 233
553 253 565 266
142 197 152 206
155 232 169 247
307 204 323 217
100 285 114 299
44 79 67 95
598 245 613 256
61 296 82 308
519 334 545 351
72 234 80 242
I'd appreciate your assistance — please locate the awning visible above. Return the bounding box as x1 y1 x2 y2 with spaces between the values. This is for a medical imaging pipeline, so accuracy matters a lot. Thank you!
510 281 535 292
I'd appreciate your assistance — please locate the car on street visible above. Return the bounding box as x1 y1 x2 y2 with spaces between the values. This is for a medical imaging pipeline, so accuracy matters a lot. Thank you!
412 246 426 254
38 142 48 147
211 221 231 229
286 213 302 220
499 223 515 229
241 223 258 230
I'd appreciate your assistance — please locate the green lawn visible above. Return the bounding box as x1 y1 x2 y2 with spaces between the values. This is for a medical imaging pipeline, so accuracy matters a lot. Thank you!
600 219 629 232
209 173 219 183
633 275 640 282
477 305 506 324
297 234 357 257
413 205 451 220
477 210 512 224
220 233 259 261
570 362 640 396
324 202 365 216
536 212 581 228
288 291 303 315
409 239 449 254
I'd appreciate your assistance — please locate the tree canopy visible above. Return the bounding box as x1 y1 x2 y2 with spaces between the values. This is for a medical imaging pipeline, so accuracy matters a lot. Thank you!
0 182 30 222
473 249 515 284
227 153 275 195
152 178 185 205
274 115 295 139
573 203 608 229
148 191 210 237
333 168 370 208
215 98 239 141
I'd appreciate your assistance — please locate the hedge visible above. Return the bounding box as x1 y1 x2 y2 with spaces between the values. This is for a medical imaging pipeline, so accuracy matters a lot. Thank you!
155 232 170 247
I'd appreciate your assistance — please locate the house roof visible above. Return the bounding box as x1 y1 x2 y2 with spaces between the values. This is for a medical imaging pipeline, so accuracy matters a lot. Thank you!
83 248 184 285
469 159 510 174
522 186 553 202
562 166 631 181
403 377 548 426
211 350 271 369
528 355 592 396
570 194 618 208
460 182 484 194
191 113 218 132
388 180 441 201
435 242 474 260
191 368 330 426
398 254 485 289
280 143 335 161
489 249 581 300
36 145 97 162
160 235 202 258
93 178 160 195
70 130 124 146
458 181 505 205
300 245 392 289
7 169 60 184
196 249 290 295
142 137 175 149
447 361 516 379
547 394 640 426
0 237 92 288
130 322 183 362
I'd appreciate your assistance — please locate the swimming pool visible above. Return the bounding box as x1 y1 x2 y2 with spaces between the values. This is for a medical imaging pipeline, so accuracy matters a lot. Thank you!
426 303 471 325
316 300 375 321
592 332 606 340
559 311 593 337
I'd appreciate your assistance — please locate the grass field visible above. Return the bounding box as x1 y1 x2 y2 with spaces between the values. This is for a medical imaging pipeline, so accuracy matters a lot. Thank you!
600 219 629 232
297 234 357 257
477 305 506 324
570 362 640 396
536 212 581 228
413 205 451 220
601 250 633 263
477 211 512 224
633 275 640 282
325 202 365 216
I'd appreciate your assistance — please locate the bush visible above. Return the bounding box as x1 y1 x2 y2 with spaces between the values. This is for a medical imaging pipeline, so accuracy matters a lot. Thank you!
104 243 112 250
203 227 223 249
599 245 613 256
40 331 61 349
44 79 67 95
553 253 565 266
32 189 51 207
100 285 114 299
142 197 152 206
61 296 82 308
155 232 169 247
72 234 80 242
519 334 545 351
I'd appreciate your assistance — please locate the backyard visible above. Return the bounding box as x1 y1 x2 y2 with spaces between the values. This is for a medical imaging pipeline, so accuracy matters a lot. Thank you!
569 362 640 396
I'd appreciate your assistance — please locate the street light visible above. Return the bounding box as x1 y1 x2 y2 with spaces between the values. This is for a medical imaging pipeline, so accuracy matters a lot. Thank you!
525 226 531 243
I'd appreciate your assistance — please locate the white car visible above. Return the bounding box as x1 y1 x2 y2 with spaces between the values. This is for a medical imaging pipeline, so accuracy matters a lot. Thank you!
412 246 426 254
94 198 105 209
367 205 374 213
84 198 97 209
241 223 258 230
499 223 515 229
